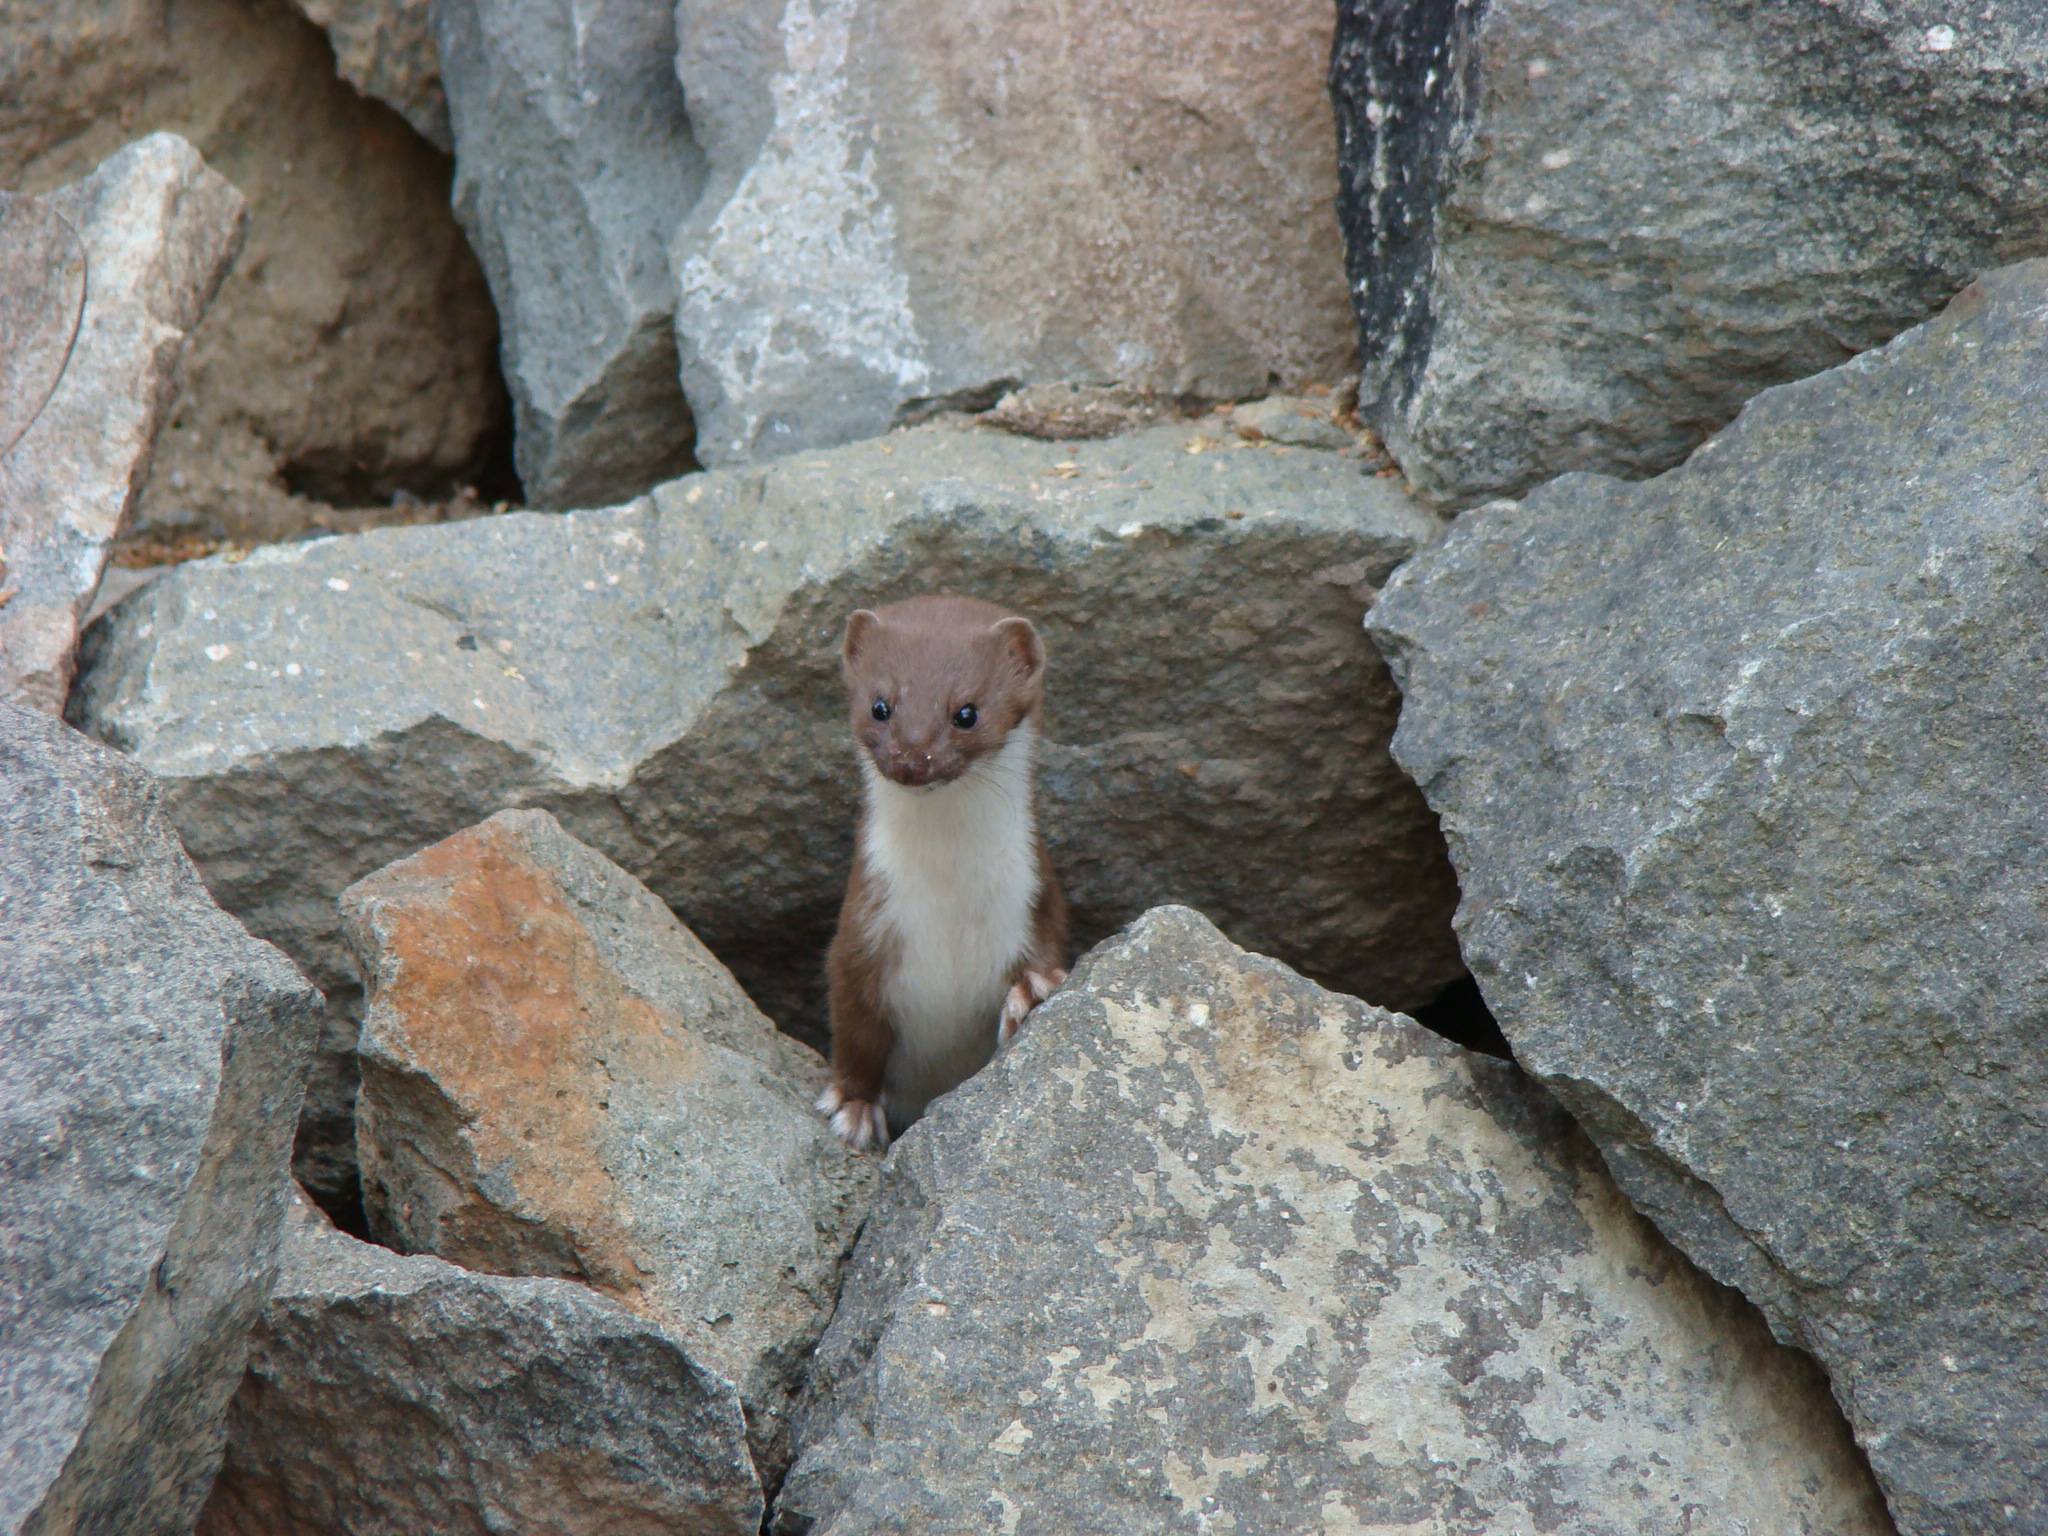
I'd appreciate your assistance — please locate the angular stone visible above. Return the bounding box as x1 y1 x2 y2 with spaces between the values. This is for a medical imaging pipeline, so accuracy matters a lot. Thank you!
340 809 876 1474
435 0 701 506
1366 263 2048 1536
0 133 244 712
673 0 1356 465
0 702 319 1536
197 1192 763 1536
1230 393 1354 451
75 419 1460 1055
288 0 449 150
1331 0 2048 508
2 0 505 546
777 906 1892 1535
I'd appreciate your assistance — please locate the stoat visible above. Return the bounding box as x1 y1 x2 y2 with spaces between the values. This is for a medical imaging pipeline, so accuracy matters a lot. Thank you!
817 594 1069 1151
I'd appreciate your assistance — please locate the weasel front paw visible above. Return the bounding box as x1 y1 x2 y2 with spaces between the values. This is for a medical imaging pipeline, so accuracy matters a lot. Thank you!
816 1083 890 1151
997 966 1069 1046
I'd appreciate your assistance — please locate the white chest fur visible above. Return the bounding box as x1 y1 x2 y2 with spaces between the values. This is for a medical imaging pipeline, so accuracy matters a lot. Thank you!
861 726 1040 1122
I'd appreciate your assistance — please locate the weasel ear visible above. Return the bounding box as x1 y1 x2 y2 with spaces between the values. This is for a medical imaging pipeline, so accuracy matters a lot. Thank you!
990 616 1045 684
843 609 882 668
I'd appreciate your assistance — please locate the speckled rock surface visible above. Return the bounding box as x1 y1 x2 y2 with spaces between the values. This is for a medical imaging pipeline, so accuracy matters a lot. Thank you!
75 419 1459 1055
1331 0 2048 507
672 0 1355 464
0 133 243 712
1367 263 2048 1536
197 1192 763 1536
435 0 700 505
775 906 1893 1535
341 809 875 1476
289 0 448 149
0 702 319 1536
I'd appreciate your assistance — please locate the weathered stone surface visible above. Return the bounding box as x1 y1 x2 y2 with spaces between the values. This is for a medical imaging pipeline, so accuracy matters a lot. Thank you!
2 0 504 545
1331 0 2048 508
197 1191 763 1535
289 0 448 150
1230 392 1354 450
435 0 700 506
1366 263 2048 1536
0 702 319 1536
341 809 875 1474
777 906 1892 1535
75 419 1460 1055
0 134 243 712
673 0 1356 465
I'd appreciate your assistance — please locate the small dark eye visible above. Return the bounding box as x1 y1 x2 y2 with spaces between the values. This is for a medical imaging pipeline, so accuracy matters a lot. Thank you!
953 704 978 729
871 699 891 721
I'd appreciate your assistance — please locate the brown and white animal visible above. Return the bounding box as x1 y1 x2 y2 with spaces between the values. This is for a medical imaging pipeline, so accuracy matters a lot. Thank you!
818 594 1069 1150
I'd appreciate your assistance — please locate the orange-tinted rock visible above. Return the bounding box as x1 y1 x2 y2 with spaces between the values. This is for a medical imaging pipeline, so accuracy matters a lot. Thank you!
341 809 875 1477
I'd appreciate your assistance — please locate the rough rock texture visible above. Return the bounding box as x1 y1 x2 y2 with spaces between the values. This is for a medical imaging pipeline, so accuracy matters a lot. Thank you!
75 419 1460 1055
1230 392 1355 450
673 0 1356 465
2 0 505 545
0 703 319 1536
340 809 876 1474
289 0 448 150
0 134 244 712
776 907 1893 1535
1331 0 2048 508
197 1192 763 1535
435 0 700 506
1366 263 2048 1536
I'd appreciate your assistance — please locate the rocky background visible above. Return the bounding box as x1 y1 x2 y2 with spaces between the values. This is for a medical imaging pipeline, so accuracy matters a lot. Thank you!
2 1 2041 1533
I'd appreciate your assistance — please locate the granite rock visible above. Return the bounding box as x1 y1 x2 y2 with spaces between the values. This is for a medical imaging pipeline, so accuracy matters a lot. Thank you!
1368 262 2048 1535
341 809 876 1475
197 1192 763 1536
776 906 1893 1535
434 0 701 506
0 702 319 1536
673 0 1356 464
1331 0 2048 507
289 0 448 149
75 419 1460 1056
0 134 243 712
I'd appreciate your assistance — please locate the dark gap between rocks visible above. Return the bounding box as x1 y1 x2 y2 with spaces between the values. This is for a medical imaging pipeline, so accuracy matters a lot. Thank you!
1410 972 1512 1058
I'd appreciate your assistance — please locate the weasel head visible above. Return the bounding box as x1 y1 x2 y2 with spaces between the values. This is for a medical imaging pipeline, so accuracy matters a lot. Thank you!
841 594 1046 790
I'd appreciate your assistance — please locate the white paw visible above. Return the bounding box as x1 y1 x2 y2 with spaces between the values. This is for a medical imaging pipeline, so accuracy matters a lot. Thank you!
996 966 1069 1046
819 1085 889 1151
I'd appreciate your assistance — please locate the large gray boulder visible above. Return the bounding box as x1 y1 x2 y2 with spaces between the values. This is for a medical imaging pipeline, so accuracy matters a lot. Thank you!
340 808 875 1476
434 0 701 506
1367 262 2048 1535
198 1192 763 1536
672 0 1356 465
776 907 1892 1535
0 133 244 712
74 418 1459 1053
0 703 319 1536
1331 0 2048 508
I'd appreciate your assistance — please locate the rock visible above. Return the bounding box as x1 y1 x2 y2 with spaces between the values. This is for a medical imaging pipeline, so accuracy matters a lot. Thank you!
288 0 449 150
1366 262 2048 1536
2 0 505 546
0 134 244 712
979 383 1181 442
340 809 876 1474
672 0 1356 465
434 0 701 506
197 1192 763 1535
0 702 319 1536
1229 393 1353 451
75 419 1460 1054
775 906 1892 1535
1330 0 2048 508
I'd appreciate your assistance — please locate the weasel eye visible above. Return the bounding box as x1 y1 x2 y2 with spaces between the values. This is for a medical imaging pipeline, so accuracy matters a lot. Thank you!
871 699 891 721
953 704 978 730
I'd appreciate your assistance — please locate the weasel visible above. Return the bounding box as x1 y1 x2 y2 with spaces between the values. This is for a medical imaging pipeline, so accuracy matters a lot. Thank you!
817 594 1069 1151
